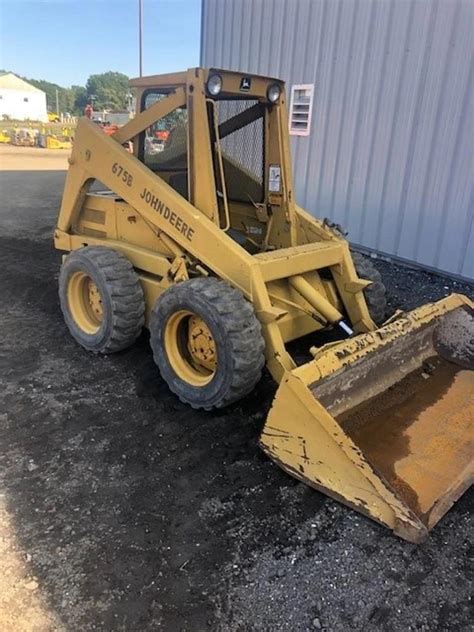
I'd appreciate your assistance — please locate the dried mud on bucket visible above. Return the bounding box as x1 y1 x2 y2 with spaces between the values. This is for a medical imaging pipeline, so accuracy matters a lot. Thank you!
339 356 474 526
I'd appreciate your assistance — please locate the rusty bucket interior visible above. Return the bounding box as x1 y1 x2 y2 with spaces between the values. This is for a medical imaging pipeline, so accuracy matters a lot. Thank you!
261 299 474 542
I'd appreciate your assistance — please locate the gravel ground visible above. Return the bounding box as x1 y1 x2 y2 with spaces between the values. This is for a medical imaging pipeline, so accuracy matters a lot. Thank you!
0 167 472 631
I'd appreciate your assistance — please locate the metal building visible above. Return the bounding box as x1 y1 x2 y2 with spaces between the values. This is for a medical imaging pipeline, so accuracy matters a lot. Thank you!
201 0 473 280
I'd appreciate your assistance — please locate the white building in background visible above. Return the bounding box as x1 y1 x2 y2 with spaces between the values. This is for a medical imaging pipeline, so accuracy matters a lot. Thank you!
0 72 48 122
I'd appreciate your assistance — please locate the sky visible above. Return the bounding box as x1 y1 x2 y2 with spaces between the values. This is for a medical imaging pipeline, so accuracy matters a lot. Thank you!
0 0 201 87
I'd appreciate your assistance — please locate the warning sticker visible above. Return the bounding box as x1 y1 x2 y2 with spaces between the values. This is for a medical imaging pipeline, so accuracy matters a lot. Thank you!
268 165 281 193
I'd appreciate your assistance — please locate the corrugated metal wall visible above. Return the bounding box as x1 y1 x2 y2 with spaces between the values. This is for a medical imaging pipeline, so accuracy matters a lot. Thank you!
201 0 473 280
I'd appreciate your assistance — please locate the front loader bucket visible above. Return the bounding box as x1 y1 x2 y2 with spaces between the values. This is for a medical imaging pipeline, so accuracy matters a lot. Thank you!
260 294 474 542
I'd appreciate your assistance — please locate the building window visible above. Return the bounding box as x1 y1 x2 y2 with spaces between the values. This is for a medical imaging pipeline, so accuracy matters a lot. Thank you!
23 97 29 102
289 84 314 137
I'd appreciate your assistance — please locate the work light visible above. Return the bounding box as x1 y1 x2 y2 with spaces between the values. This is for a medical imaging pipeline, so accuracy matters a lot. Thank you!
267 83 281 103
207 74 223 96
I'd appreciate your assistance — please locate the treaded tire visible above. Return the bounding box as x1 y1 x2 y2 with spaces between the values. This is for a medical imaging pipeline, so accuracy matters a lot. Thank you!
351 251 387 325
150 277 265 409
59 246 145 353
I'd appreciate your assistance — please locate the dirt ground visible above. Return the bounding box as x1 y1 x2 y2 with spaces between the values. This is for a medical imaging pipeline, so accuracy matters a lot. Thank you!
0 145 69 171
0 152 473 631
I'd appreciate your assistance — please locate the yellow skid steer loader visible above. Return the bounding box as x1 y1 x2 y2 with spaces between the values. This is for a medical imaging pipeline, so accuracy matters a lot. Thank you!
54 68 473 542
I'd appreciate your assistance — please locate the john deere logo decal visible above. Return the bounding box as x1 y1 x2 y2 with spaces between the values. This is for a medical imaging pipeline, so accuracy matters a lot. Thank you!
240 76 252 91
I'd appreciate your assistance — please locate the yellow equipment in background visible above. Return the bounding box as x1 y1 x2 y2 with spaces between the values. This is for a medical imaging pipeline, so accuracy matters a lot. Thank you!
46 135 72 150
54 68 473 542
11 128 36 147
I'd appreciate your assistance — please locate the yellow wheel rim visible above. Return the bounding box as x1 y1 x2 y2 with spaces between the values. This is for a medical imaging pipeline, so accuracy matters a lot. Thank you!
67 271 104 334
164 310 217 386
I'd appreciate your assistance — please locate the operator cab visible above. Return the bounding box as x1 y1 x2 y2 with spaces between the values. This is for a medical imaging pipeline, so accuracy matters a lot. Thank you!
130 68 289 252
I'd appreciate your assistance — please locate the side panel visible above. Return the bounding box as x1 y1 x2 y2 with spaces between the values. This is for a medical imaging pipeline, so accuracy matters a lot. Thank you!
77 194 176 257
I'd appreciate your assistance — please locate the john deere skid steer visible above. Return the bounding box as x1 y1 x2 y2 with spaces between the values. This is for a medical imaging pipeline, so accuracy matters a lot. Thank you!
55 68 473 542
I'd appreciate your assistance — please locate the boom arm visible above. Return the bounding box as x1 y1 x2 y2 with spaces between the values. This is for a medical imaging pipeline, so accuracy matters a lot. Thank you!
57 118 257 294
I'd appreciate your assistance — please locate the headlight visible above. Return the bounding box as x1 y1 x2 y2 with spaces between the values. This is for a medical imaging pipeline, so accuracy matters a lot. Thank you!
267 83 281 103
207 73 223 96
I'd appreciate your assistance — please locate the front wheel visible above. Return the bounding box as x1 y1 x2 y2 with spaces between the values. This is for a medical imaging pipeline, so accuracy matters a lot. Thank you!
150 278 265 409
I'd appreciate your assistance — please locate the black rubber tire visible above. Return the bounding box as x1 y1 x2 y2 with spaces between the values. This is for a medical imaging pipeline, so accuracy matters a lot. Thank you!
59 246 145 353
150 277 265 409
351 251 387 325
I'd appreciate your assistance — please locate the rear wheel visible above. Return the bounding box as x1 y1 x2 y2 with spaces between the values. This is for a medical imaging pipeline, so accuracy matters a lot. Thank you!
150 277 265 409
351 251 387 325
59 246 145 353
